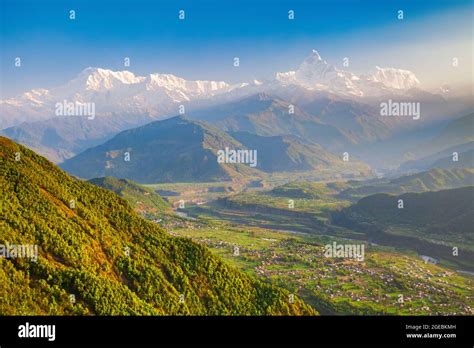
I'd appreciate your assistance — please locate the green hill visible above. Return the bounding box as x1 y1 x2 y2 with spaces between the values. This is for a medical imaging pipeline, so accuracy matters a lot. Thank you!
231 131 342 172
269 181 340 199
88 176 170 213
334 187 474 250
61 116 262 183
0 136 315 315
341 168 474 199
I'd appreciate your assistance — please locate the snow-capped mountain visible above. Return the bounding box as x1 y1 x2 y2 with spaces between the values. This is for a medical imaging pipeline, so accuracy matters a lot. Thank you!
0 88 56 129
58 67 237 98
1 50 426 129
370 66 420 90
0 67 245 129
275 49 421 97
276 50 363 96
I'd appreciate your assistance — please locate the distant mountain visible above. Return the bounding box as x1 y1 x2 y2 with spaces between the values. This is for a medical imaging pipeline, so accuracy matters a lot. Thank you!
230 131 343 172
0 67 255 162
405 113 474 161
0 136 313 315
0 113 156 163
333 187 474 269
190 93 352 150
275 49 421 97
0 67 248 130
2 50 459 168
61 116 361 183
371 66 421 90
400 142 474 172
1 50 440 132
295 95 395 144
0 50 428 129
429 148 474 169
341 168 474 199
61 116 259 183
335 187 474 245
88 176 170 212
190 91 444 160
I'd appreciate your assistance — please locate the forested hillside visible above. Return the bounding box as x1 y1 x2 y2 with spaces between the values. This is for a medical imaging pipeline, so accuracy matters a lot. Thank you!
0 136 315 315
334 187 474 248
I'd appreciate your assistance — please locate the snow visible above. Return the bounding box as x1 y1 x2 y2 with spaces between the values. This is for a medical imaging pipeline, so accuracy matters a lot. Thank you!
371 66 420 90
275 50 421 97
1 50 425 128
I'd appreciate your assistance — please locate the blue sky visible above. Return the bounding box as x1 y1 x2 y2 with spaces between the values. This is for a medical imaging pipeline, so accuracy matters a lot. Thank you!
1 0 472 97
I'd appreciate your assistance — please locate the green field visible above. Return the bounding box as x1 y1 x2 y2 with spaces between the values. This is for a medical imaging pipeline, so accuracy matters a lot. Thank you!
171 223 474 315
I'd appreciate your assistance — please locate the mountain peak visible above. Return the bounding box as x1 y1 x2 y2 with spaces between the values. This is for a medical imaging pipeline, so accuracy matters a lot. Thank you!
273 51 424 97
372 66 420 90
310 49 322 61
301 49 325 66
72 67 144 91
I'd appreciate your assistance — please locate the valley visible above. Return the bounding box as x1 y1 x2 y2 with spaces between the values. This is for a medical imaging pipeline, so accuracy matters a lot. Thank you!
104 168 474 315
171 223 473 315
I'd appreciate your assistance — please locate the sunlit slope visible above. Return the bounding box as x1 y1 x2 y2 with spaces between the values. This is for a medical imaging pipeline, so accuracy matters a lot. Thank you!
0 136 315 315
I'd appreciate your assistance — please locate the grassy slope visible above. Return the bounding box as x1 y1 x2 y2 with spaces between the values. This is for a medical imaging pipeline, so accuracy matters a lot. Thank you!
88 176 170 212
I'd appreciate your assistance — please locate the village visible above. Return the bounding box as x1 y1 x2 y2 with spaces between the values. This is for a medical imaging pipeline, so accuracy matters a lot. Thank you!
165 217 474 315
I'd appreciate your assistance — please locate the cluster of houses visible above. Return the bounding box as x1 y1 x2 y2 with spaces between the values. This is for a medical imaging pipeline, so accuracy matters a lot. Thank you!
158 216 473 315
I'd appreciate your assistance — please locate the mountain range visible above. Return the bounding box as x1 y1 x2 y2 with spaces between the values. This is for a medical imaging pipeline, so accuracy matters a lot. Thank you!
60 116 361 183
1 49 430 130
189 93 353 150
2 50 471 174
